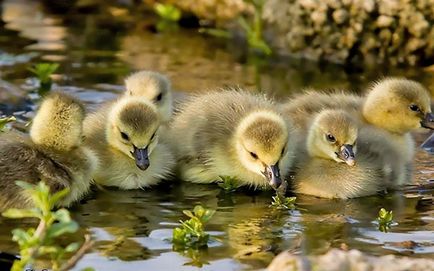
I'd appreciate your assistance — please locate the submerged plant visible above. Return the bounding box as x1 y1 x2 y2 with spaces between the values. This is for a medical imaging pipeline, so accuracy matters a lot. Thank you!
0 116 16 132
28 63 59 96
377 208 394 232
217 176 240 192
2 181 93 271
172 205 216 250
270 194 296 210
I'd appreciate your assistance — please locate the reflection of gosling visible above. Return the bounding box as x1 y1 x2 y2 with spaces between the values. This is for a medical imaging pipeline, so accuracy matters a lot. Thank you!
283 78 434 186
0 92 98 209
294 110 383 199
83 97 175 189
124 70 172 123
168 90 296 189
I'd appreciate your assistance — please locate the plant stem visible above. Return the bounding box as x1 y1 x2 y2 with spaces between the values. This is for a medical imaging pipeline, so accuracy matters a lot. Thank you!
59 234 94 271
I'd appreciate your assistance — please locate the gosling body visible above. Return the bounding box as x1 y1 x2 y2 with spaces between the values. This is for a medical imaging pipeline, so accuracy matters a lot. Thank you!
83 97 175 189
0 93 98 210
168 90 296 189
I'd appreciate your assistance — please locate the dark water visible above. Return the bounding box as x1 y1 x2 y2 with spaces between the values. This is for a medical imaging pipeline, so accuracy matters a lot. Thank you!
0 1 433 270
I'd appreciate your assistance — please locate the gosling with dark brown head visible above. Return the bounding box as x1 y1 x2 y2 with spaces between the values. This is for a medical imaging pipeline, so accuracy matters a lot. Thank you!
83 96 175 189
0 92 98 210
168 90 296 189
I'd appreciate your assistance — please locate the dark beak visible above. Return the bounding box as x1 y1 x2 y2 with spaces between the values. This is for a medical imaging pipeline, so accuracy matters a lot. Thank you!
421 112 434 129
131 146 150 170
337 144 356 166
263 164 282 189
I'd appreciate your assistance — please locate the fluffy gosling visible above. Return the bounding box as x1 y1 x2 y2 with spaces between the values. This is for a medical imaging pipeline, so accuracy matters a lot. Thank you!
168 90 296 189
83 96 175 189
293 110 383 199
0 92 98 210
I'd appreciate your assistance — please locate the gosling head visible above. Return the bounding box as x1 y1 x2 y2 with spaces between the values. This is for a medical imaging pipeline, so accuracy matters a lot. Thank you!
30 92 85 152
124 70 172 122
363 78 434 134
306 110 358 166
106 97 160 170
234 111 289 189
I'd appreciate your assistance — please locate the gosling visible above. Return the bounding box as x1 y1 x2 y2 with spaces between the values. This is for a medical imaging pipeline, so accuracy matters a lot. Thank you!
0 92 98 210
293 110 384 199
283 78 434 186
83 96 175 189
124 70 173 123
168 90 296 189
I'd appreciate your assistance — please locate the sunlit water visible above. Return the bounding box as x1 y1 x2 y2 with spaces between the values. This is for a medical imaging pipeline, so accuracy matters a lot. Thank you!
0 1 433 270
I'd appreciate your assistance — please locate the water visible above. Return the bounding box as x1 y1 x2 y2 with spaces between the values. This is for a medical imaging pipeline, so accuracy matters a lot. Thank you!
0 1 433 270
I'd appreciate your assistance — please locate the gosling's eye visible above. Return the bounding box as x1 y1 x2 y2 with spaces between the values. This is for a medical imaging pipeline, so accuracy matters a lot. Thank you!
151 132 156 140
409 104 420 112
250 152 258 159
326 133 336 143
120 132 129 141
281 148 285 156
155 93 163 102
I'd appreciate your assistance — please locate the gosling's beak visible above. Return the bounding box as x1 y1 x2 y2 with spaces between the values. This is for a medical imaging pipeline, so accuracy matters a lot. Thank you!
337 144 356 166
131 146 150 170
421 112 434 129
263 164 282 189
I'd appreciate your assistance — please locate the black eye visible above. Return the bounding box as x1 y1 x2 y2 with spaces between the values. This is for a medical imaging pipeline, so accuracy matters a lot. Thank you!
250 152 258 159
151 132 156 140
281 148 285 156
326 133 336 143
155 93 163 102
409 104 420 112
120 132 129 141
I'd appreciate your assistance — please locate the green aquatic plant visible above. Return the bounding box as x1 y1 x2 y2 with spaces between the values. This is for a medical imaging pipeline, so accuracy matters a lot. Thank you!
154 3 181 22
377 208 393 232
199 0 271 55
28 63 59 96
2 181 94 271
172 205 216 249
154 3 181 32
239 0 271 55
270 194 296 210
217 176 240 192
0 116 16 132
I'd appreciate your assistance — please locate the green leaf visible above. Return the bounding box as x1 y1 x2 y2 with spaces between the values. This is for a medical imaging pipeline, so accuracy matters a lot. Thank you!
201 209 215 223
65 242 80 253
28 63 59 83
49 188 70 208
53 208 72 223
193 205 205 218
81 268 95 271
11 229 31 244
0 116 16 131
2 208 41 219
183 210 194 219
46 221 79 239
38 245 61 255
154 3 181 22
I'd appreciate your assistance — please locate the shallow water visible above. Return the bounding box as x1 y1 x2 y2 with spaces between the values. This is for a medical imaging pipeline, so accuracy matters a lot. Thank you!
0 1 433 270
